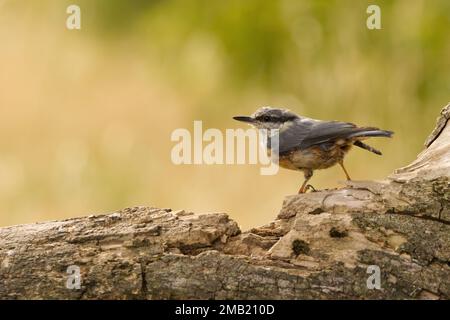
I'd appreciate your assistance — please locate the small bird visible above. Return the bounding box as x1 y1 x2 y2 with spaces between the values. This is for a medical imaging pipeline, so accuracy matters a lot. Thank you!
233 107 393 193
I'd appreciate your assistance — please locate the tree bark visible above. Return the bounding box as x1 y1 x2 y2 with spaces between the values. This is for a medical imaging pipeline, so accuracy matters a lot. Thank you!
1 104 449 300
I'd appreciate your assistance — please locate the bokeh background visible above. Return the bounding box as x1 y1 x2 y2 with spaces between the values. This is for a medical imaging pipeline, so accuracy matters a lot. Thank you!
0 0 449 229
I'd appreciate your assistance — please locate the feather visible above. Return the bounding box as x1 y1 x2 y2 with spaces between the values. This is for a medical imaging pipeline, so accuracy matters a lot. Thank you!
353 140 382 155
275 118 393 155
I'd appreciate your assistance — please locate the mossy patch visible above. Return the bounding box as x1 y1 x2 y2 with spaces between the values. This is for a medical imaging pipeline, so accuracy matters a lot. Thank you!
329 227 348 238
292 239 310 255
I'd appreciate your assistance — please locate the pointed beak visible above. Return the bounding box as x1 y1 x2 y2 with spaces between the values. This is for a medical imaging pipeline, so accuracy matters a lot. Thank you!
233 116 255 123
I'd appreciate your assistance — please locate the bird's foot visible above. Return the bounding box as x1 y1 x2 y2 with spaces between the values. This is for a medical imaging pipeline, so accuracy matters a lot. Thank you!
298 184 317 194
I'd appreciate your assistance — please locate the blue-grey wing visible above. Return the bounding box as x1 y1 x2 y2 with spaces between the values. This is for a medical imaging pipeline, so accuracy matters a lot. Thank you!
273 119 316 155
275 120 358 155
299 121 358 149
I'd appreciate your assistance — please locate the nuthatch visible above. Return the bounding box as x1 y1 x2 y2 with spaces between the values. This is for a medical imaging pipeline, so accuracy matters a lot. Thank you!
233 107 393 193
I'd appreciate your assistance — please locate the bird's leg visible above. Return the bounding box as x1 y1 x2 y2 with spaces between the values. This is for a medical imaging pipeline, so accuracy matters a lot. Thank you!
339 160 352 181
298 170 313 193
298 180 308 193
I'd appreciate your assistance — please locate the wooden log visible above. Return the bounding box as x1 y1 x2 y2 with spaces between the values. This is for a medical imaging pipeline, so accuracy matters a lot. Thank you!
1 103 449 299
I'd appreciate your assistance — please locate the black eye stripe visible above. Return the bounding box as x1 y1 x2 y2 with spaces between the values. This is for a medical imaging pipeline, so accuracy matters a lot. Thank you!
256 113 297 122
259 115 282 122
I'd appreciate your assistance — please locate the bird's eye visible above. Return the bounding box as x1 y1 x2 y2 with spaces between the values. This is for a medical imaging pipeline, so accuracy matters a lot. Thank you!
262 116 270 122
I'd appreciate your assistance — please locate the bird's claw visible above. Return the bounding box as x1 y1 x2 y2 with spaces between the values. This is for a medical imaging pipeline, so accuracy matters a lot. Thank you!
298 184 317 194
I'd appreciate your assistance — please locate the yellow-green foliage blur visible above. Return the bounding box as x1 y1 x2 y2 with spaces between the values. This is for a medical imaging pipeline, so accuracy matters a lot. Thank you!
0 0 449 229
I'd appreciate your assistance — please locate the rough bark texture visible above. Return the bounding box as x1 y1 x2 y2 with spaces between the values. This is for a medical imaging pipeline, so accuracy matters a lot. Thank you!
1 104 449 300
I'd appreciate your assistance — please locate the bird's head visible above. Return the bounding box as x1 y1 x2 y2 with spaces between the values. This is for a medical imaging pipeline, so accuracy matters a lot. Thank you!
233 107 299 130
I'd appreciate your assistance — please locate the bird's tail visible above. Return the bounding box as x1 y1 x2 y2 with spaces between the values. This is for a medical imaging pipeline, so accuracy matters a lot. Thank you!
348 127 394 139
349 127 393 156
353 140 382 155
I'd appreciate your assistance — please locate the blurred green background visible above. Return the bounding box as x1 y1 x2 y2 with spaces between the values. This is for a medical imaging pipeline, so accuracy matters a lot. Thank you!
0 0 448 229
